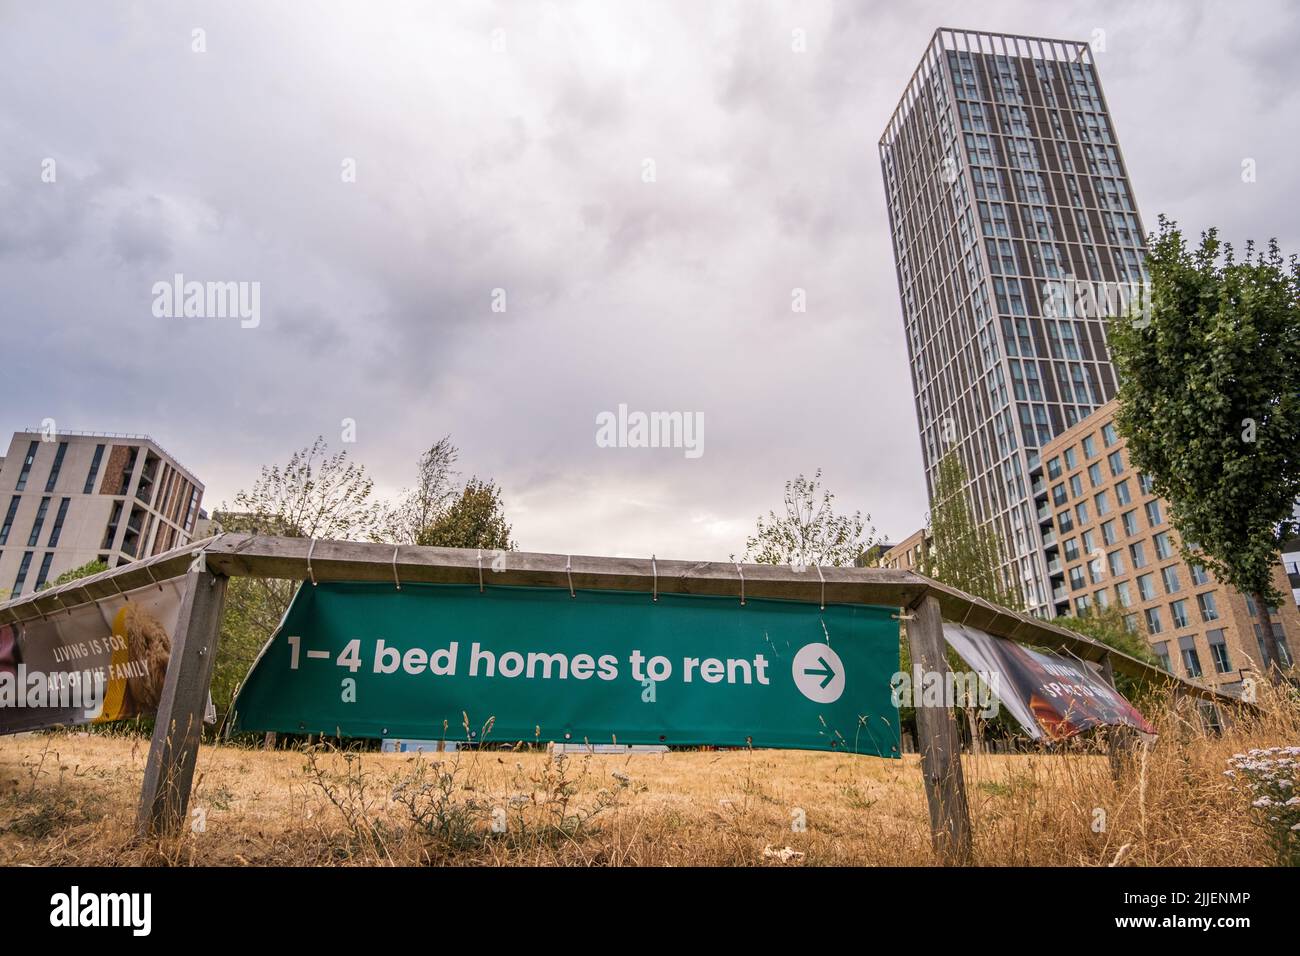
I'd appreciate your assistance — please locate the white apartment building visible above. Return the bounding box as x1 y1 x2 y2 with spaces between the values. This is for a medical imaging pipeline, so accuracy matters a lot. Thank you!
0 430 204 598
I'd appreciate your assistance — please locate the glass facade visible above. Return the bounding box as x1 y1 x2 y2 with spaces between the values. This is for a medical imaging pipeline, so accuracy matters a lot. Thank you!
881 29 1147 615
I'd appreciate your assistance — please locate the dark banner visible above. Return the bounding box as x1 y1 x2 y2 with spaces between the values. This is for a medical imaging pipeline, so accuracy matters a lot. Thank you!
944 623 1155 740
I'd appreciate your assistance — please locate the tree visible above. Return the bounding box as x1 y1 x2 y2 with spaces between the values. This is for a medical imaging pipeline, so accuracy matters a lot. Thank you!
1056 604 1159 700
743 469 874 567
42 559 108 590
383 436 460 545
1109 218 1300 676
921 451 1023 610
211 437 383 722
416 477 515 551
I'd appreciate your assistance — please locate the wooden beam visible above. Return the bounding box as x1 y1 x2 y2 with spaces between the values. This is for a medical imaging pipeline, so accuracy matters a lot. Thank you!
907 594 973 864
137 567 228 837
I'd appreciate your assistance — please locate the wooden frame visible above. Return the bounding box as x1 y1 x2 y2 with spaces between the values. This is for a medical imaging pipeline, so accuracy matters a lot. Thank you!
0 533 1227 860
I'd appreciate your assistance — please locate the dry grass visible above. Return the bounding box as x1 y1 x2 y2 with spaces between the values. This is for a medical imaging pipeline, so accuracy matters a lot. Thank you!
2 687 1296 866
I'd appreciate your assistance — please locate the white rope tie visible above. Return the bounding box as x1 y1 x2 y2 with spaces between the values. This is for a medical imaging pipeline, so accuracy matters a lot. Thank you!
652 555 658 603
735 563 745 606
566 555 575 598
815 563 825 611
391 545 401 591
477 549 484 593
306 538 318 586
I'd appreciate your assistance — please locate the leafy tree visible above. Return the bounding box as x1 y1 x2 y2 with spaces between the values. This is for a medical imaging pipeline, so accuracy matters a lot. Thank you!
211 437 383 722
921 451 1023 610
416 477 515 551
743 469 874 567
224 435 384 541
1110 218 1300 675
1056 604 1159 700
42 559 108 590
383 436 460 545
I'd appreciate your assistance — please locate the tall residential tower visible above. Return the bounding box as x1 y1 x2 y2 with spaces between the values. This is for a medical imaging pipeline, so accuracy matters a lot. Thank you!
880 28 1146 615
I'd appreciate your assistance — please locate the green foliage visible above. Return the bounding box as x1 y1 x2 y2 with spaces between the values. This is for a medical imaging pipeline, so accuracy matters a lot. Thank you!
1110 218 1300 670
383 436 460 545
922 451 1023 610
743 469 875 567
415 477 515 551
42 559 108 590
1055 604 1157 699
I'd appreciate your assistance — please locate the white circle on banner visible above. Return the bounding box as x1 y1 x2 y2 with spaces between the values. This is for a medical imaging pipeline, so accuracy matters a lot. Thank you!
791 642 845 703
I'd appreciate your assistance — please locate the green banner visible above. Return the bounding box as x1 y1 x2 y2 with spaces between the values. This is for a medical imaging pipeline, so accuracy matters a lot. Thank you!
231 582 901 756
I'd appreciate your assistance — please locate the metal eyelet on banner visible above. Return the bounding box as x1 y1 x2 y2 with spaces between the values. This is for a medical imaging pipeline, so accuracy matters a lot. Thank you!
815 563 825 611
566 556 575 598
391 545 401 591
477 549 485 594
651 555 658 603
735 563 745 606
306 538 318 586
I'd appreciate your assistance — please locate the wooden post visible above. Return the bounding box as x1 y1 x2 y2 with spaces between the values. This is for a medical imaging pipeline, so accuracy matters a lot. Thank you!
1099 653 1131 781
906 595 972 865
137 567 228 836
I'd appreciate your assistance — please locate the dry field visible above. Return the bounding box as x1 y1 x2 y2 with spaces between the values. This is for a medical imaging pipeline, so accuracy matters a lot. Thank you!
1 690 1296 866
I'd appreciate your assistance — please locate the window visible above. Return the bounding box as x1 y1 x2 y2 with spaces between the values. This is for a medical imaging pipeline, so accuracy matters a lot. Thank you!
1063 537 1080 561
84 443 105 494
1088 555 1105 584
1069 474 1083 497
27 497 50 547
1094 490 1111 516
1207 629 1231 673
1107 450 1124 477
1139 473 1155 495
1095 588 1111 609
0 496 19 546
1115 480 1132 506
45 442 68 492
1046 456 1062 479
1108 550 1125 576
1075 595 1092 615
14 441 39 491
1170 599 1190 629
1145 501 1164 526
1197 592 1219 622
1102 422 1118 447
1052 483 1068 506
1161 565 1182 594
1145 606 1164 635
1069 566 1085 590
47 498 70 547
1057 509 1075 533
1123 613 1140 635
1082 434 1096 458
1190 564 1211 586
1179 637 1202 678
1082 530 1097 553
12 551 34 597
1115 579 1133 607
1154 532 1173 560
1130 541 1149 569
1075 501 1089 525
1087 463 1102 487
1254 624 1294 669
1064 447 1078 469
33 552 54 590
1137 572 1157 601
1101 519 1118 546
1154 640 1172 671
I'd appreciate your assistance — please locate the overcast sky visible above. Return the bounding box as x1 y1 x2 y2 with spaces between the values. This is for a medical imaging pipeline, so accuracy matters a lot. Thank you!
2 0 1296 560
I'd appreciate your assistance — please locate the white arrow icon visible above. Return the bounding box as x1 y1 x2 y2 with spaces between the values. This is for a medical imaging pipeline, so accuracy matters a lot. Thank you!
792 642 845 703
